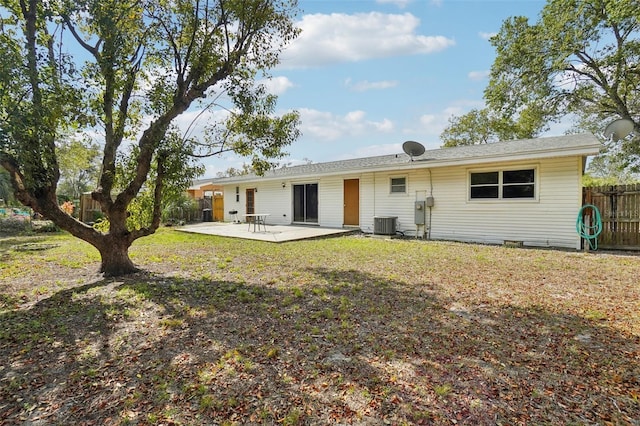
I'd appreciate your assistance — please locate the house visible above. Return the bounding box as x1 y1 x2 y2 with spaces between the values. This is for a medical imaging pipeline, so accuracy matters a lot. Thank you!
187 179 225 221
197 133 602 249
186 179 224 200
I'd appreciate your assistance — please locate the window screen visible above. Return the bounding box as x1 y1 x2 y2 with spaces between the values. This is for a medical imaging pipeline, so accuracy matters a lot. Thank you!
390 177 406 193
470 172 499 199
470 169 535 200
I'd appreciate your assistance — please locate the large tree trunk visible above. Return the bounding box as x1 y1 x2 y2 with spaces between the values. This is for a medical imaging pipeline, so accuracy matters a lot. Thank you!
96 235 139 277
12 188 143 277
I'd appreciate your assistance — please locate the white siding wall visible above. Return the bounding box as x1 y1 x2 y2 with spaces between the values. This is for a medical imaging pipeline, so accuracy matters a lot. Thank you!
222 185 241 221
317 176 344 228
255 181 292 225
358 169 431 235
221 155 583 249
427 157 582 249
359 173 375 233
222 176 349 227
222 182 291 225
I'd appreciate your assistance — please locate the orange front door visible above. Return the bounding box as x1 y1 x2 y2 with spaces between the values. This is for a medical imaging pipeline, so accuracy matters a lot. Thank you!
343 179 359 226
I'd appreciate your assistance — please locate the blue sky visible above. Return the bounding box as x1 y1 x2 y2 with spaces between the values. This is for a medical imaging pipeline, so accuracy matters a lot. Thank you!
198 0 552 177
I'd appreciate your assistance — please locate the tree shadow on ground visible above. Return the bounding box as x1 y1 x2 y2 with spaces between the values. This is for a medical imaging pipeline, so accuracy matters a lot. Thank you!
1 267 638 425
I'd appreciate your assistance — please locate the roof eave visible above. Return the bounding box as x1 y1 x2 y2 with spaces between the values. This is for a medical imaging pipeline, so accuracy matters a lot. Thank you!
211 141 602 185
287 143 603 178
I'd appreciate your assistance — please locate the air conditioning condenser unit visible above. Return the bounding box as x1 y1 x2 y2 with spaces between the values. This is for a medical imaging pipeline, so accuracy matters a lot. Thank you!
373 216 397 235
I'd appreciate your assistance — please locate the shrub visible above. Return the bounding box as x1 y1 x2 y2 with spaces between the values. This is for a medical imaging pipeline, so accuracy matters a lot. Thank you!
0 217 31 235
32 220 59 233
60 201 74 216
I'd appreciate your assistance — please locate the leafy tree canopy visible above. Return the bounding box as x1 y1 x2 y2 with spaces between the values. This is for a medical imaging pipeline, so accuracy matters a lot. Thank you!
0 0 301 275
56 137 101 200
441 0 640 175
216 163 254 178
440 108 542 147
0 167 13 205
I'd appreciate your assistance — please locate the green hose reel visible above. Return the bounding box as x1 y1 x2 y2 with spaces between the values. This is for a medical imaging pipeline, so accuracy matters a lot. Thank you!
576 204 603 250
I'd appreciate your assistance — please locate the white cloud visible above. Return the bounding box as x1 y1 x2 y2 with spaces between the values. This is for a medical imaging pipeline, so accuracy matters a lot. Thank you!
376 0 412 8
299 108 395 141
344 78 399 92
468 70 490 81
479 31 497 40
419 114 438 127
260 76 295 96
172 76 297 141
345 110 366 123
171 107 232 142
280 12 455 69
375 118 394 132
202 152 247 177
400 100 485 146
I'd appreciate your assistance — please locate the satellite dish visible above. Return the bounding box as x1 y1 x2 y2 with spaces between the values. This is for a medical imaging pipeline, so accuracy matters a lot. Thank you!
604 118 634 141
402 140 425 161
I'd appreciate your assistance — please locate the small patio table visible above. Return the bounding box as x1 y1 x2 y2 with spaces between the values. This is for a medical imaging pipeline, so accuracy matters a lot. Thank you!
244 213 269 232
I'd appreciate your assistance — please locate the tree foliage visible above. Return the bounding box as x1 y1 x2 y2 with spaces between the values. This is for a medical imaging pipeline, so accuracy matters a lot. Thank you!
56 137 101 199
0 167 13 205
440 108 541 147
583 148 640 186
0 0 301 275
216 163 253 178
441 0 640 170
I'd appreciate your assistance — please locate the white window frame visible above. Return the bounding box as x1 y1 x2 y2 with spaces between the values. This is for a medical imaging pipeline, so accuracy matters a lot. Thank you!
468 166 538 201
390 176 407 194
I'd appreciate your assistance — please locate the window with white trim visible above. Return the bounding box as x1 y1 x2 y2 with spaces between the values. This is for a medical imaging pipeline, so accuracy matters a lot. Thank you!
390 177 407 194
469 168 535 200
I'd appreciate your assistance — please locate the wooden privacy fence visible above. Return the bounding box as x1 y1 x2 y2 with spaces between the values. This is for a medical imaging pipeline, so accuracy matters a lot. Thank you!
193 195 223 222
583 184 640 250
78 193 221 224
79 193 103 223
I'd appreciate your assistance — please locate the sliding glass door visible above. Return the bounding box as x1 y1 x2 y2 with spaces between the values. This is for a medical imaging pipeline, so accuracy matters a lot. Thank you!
293 183 318 223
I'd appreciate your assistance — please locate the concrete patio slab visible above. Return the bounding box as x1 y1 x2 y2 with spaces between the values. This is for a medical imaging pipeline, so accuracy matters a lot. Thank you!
177 222 356 242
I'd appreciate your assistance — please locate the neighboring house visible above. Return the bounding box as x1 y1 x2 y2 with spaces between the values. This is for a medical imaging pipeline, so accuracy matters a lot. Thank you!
199 133 602 249
186 179 224 200
187 179 225 221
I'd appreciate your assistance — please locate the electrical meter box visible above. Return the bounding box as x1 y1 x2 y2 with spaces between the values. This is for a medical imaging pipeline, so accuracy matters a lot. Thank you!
426 196 435 207
415 201 426 225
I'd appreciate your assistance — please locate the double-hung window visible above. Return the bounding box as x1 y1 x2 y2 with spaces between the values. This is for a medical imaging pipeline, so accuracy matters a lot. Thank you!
390 177 407 194
469 168 535 200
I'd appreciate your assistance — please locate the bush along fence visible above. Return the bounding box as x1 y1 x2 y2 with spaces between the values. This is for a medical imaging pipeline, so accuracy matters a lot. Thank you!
583 184 640 250
0 207 31 234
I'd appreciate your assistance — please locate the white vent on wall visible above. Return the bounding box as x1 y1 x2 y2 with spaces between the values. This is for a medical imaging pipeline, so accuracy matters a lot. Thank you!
373 216 397 235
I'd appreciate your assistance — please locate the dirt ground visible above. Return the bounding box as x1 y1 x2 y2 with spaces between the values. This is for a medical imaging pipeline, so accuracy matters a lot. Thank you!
1 231 639 425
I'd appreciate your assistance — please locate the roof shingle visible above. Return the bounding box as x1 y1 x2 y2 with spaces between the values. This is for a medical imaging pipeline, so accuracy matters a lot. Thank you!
198 133 602 185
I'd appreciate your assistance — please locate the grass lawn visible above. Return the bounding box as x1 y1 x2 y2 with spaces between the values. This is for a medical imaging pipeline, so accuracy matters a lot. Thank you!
1 229 639 425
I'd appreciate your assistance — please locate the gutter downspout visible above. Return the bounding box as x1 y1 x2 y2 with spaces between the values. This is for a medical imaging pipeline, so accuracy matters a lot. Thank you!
372 172 376 234
427 169 433 240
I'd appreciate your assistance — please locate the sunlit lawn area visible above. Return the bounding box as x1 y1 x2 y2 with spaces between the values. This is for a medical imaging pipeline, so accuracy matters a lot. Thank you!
1 229 639 425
